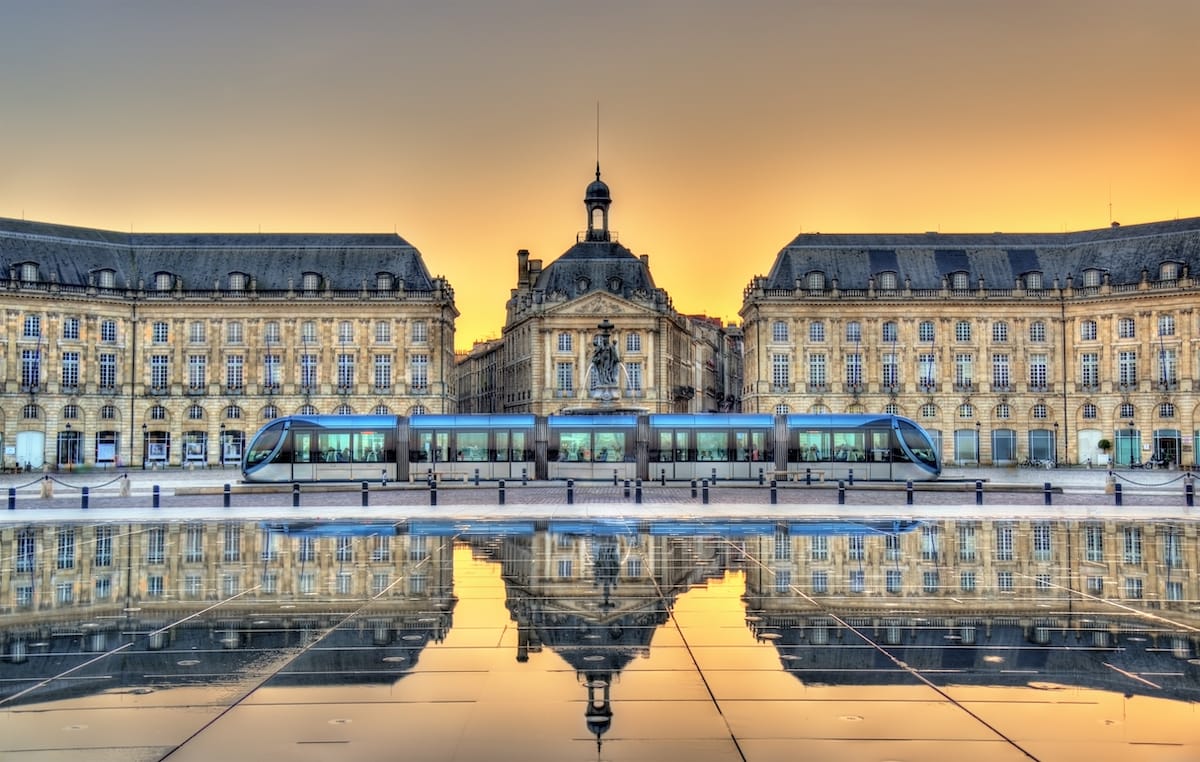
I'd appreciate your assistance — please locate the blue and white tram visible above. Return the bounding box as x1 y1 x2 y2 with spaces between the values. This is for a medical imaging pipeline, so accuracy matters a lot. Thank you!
408 414 536 481
783 413 940 482
546 414 639 481
649 414 775 481
243 414 400 483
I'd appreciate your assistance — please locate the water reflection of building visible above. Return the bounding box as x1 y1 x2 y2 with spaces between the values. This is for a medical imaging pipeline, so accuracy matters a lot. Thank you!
0 520 455 704
477 527 728 747
742 518 1200 700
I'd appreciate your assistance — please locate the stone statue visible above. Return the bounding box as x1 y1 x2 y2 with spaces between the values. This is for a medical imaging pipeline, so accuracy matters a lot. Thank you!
590 319 620 388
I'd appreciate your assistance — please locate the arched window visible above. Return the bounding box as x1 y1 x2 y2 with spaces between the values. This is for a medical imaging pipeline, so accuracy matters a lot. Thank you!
100 405 118 420
958 403 974 418
23 314 41 338
225 405 242 420
187 405 205 420
774 404 789 415
955 321 972 342
376 272 393 291
338 321 354 343
883 403 900 415
373 404 391 415
1158 314 1175 336
1024 271 1043 290
1082 268 1102 288
1160 262 1179 281
20 262 39 282
995 403 1011 419
1031 403 1048 419
298 404 318 416
1119 402 1135 419
302 272 321 293
154 272 174 291
150 405 167 420
334 404 354 415
22 404 39 419
918 321 935 342
809 321 825 342
301 321 317 343
264 321 281 344
62 404 80 420
805 271 825 291
1082 403 1097 419
96 269 116 288
410 404 427 415
228 272 247 291
810 404 829 415
878 271 898 291
1159 402 1176 418
920 403 937 418
263 405 279 420
950 271 970 290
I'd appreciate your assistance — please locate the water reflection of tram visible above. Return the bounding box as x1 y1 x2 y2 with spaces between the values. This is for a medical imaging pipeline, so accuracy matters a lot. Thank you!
242 412 941 483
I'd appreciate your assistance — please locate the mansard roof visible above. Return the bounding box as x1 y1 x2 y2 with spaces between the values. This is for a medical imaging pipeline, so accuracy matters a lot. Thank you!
761 216 1200 290
532 239 658 300
0 217 439 292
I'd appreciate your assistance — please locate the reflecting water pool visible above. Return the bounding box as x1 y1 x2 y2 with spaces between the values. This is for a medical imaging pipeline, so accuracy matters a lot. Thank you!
2 516 1199 760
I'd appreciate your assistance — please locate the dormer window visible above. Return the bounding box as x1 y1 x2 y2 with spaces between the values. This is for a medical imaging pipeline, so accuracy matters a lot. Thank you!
576 277 590 294
950 271 970 290
877 271 898 291
19 262 39 282
154 272 174 291
228 272 247 291
1082 268 1102 288
608 277 622 292
805 271 825 291
96 269 116 288
302 272 321 293
1024 271 1043 290
1160 261 1180 281
376 272 393 291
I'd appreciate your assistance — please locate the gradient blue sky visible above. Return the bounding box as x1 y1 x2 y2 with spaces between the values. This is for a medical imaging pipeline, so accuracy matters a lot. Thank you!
3 1 1198 347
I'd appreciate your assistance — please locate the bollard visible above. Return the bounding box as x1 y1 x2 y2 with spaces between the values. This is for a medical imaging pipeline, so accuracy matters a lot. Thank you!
499 479 506 505
381 470 388 487
153 484 161 509
7 487 14 510
838 480 845 505
430 480 437 507
906 480 913 506
623 479 630 499
1043 482 1052 506
660 469 666 487
1187 481 1194 508
567 479 574 505
635 478 643 504
361 481 369 507
613 469 618 486
711 467 717 485
848 468 854 486
474 468 480 486
975 480 983 506
701 479 710 504
691 479 697 499
1114 482 1123 507
805 468 812 486
770 479 778 505
81 486 89 510
292 482 300 507
758 467 764 486
522 467 528 486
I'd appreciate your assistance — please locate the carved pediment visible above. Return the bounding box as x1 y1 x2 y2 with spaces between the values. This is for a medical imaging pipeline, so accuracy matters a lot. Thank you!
544 292 651 318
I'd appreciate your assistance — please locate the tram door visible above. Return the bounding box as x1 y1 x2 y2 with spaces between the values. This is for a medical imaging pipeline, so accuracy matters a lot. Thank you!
291 429 315 481
414 431 451 476
868 429 893 479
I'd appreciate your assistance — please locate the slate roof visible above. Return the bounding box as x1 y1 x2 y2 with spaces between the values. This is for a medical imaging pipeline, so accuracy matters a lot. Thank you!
761 217 1200 290
532 240 659 300
0 216 439 292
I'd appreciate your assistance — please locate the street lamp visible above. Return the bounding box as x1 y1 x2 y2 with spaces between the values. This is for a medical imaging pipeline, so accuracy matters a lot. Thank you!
1053 421 1059 466
219 423 227 467
64 422 72 468
142 422 148 469
975 421 981 465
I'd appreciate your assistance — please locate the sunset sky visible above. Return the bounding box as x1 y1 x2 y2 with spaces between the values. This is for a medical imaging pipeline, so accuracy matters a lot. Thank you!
3 1 1198 348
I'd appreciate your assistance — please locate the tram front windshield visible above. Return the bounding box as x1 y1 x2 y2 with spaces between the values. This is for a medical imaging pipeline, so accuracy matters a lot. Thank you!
245 421 286 468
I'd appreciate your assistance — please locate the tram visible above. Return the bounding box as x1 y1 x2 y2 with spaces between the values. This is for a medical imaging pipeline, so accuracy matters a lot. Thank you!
242 412 941 483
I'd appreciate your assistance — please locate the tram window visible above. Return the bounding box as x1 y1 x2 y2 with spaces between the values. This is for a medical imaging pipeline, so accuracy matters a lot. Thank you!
794 430 830 462
675 430 689 461
356 431 387 462
555 432 592 461
293 431 313 463
870 429 893 462
245 421 285 467
318 432 352 462
832 432 866 462
697 431 728 461
510 431 530 461
456 431 488 461
654 431 673 461
495 431 509 462
594 432 626 462
899 421 937 466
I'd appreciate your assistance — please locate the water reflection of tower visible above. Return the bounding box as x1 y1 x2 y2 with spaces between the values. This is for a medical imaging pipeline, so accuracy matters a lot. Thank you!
491 529 724 752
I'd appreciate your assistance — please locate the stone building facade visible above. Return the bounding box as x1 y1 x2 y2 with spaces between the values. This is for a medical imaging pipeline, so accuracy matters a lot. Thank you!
740 218 1200 466
468 167 741 415
0 219 456 469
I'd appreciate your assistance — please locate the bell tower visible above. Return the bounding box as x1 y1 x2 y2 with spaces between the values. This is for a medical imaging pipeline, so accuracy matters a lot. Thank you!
583 163 612 242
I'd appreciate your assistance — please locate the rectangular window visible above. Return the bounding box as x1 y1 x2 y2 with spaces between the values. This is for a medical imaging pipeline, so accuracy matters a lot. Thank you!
263 354 281 389
557 332 573 352
184 574 203 597
61 351 80 388
185 525 204 563
848 535 864 561
336 536 353 562
188 355 207 389
147 526 166 564
152 321 169 344
922 571 939 593
1159 348 1178 385
16 530 36 572
95 526 113 567
375 321 391 343
995 523 1014 561
1032 522 1052 561
337 354 355 388
1118 350 1137 385
845 352 862 386
1163 530 1183 568
557 558 573 578
881 352 898 387
954 353 974 388
991 354 1010 389
556 361 574 392
21 349 41 388
410 354 428 392
148 575 164 597
101 319 117 342
57 582 74 604
1029 354 1048 388
371 536 391 562
298 536 316 563
626 361 642 391
885 533 901 561
774 530 791 561
189 321 206 343
58 528 76 569
810 535 828 561
808 353 826 388
226 355 244 390
63 317 80 340
921 525 939 561
223 525 241 562
886 569 902 593
150 355 170 389
337 572 354 594
771 354 789 390
374 355 392 389
226 321 243 344
1081 352 1099 387
849 569 866 593
918 353 936 387
1123 527 1142 563
1084 524 1104 562
960 571 976 592
812 570 828 594
1124 578 1143 599
95 576 112 600
412 320 428 343
958 523 977 561
99 352 117 389
997 571 1014 592
300 354 318 389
